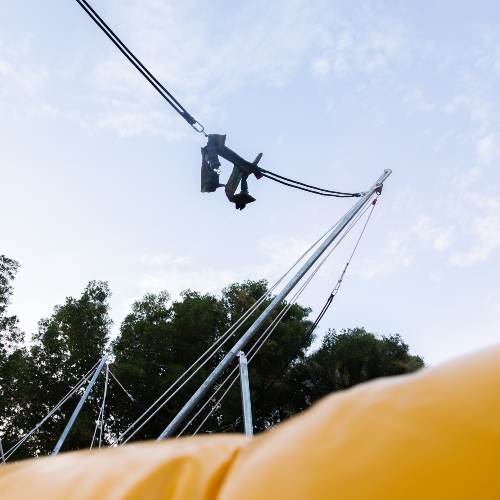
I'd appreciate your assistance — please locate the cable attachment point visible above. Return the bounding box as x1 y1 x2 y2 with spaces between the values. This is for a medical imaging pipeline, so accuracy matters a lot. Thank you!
191 121 207 136
201 136 225 193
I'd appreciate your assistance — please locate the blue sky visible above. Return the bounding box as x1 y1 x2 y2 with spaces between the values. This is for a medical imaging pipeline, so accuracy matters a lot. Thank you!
1 0 499 365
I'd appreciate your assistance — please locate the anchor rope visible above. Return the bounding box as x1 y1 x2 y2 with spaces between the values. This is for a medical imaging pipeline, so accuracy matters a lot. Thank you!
3 361 101 462
179 196 376 437
111 208 352 446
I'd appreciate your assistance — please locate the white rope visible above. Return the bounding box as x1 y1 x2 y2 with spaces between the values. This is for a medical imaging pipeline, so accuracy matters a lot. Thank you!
90 402 104 451
111 211 351 446
185 198 376 437
111 285 283 446
3 361 101 461
90 363 109 450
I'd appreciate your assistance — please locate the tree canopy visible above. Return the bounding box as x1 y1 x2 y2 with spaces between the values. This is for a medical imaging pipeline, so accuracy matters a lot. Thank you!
0 256 424 460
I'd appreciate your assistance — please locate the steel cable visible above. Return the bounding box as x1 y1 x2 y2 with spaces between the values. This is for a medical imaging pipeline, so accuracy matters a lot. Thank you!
110 209 352 446
180 197 375 437
3 361 101 462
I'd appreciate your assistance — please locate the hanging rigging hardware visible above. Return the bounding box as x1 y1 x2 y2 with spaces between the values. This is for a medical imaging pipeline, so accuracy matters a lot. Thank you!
75 0 364 207
158 169 392 440
201 134 264 210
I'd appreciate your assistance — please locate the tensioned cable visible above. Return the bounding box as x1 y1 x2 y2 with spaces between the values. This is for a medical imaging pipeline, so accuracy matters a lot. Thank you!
90 363 109 450
188 202 374 436
183 202 374 436
98 363 109 448
110 209 352 446
74 0 205 134
3 361 101 462
74 1 368 199
250 196 379 409
111 289 284 446
179 197 375 437
109 370 170 424
212 199 378 433
259 169 361 198
114 206 352 444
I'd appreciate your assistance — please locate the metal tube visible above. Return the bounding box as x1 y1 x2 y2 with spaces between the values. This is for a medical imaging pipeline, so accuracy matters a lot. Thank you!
0 439 5 464
158 169 392 440
52 355 108 456
98 363 109 449
238 352 253 436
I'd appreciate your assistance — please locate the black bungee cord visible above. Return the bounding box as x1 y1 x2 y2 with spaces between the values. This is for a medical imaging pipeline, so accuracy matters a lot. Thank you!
258 168 361 198
75 0 206 134
74 0 361 200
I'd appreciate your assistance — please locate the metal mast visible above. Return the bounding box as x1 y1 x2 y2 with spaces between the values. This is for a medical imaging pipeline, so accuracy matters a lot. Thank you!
158 169 392 440
52 355 108 456
238 352 253 436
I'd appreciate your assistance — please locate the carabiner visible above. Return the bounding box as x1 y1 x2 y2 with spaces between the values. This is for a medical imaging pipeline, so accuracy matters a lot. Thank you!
191 121 208 137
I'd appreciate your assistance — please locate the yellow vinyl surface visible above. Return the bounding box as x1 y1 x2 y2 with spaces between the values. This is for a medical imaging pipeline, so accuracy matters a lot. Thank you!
1 344 499 500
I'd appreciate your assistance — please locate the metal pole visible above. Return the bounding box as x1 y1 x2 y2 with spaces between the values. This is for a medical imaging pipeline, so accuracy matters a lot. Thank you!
238 352 253 436
52 355 108 456
98 363 109 449
158 169 392 440
0 439 5 465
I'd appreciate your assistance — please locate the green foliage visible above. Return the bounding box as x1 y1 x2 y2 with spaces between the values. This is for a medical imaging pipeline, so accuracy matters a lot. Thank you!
6 281 113 460
0 256 27 456
1 260 425 460
108 288 228 441
280 328 425 418
107 280 313 439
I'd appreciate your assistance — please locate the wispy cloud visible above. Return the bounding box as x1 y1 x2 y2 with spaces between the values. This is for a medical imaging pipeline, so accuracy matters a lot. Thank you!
0 35 49 96
311 6 410 81
449 193 500 267
403 88 434 113
411 216 454 252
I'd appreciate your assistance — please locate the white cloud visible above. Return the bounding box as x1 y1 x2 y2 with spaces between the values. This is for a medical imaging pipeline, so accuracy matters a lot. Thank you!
452 166 482 189
140 253 192 266
138 265 241 299
310 8 410 81
0 36 49 96
312 58 330 78
411 216 454 252
477 133 500 165
449 194 500 267
403 88 434 112
354 231 414 279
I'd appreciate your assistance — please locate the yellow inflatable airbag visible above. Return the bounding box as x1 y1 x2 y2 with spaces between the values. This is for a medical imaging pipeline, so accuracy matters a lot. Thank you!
1 344 499 499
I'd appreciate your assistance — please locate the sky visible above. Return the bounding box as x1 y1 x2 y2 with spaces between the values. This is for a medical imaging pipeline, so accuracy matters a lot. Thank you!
1 0 499 366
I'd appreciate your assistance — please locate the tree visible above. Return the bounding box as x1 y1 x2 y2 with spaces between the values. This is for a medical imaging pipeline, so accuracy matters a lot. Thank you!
108 280 313 440
3 272 425 458
280 328 425 418
8 281 113 459
0 256 27 455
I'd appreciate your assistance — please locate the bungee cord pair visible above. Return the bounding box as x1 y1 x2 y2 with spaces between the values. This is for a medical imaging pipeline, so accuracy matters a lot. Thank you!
74 0 361 210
